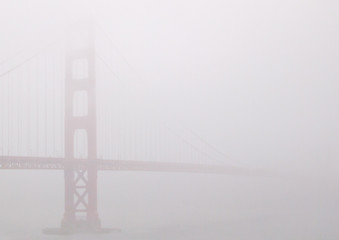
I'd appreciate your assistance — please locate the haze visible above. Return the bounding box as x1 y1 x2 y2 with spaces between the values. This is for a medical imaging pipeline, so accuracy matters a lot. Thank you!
0 0 338 239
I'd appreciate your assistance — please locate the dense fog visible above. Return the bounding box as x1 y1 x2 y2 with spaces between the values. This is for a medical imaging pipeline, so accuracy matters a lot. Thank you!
0 0 338 239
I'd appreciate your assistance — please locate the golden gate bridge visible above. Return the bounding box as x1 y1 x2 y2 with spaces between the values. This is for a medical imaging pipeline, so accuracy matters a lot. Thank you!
0 19 269 234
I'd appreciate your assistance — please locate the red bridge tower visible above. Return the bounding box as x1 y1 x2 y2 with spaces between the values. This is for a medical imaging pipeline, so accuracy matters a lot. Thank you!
62 20 100 231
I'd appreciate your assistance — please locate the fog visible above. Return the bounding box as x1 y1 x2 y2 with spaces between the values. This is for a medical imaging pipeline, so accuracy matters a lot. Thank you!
0 0 338 239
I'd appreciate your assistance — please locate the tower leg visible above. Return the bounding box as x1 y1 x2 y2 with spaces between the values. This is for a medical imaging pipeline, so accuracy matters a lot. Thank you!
87 167 101 229
61 169 76 230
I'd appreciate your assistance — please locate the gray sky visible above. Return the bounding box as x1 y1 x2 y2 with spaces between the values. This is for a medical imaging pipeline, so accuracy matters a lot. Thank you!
2 0 336 171
0 0 338 174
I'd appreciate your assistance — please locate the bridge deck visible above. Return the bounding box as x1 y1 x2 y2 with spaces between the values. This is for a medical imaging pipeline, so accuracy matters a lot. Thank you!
0 156 270 176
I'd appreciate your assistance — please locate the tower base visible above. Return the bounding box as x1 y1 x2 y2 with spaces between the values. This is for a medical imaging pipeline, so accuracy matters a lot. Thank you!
43 219 120 235
43 226 120 235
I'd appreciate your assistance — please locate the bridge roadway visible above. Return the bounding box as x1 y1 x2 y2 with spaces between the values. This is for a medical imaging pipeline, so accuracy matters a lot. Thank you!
0 156 271 176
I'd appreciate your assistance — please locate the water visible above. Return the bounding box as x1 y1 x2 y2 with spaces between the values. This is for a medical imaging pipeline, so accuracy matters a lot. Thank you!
1 172 338 239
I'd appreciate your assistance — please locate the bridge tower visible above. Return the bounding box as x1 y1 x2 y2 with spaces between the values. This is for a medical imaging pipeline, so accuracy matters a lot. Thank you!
62 20 100 231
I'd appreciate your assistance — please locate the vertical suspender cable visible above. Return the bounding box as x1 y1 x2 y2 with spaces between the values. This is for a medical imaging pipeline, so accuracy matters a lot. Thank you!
36 55 40 156
44 53 48 156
